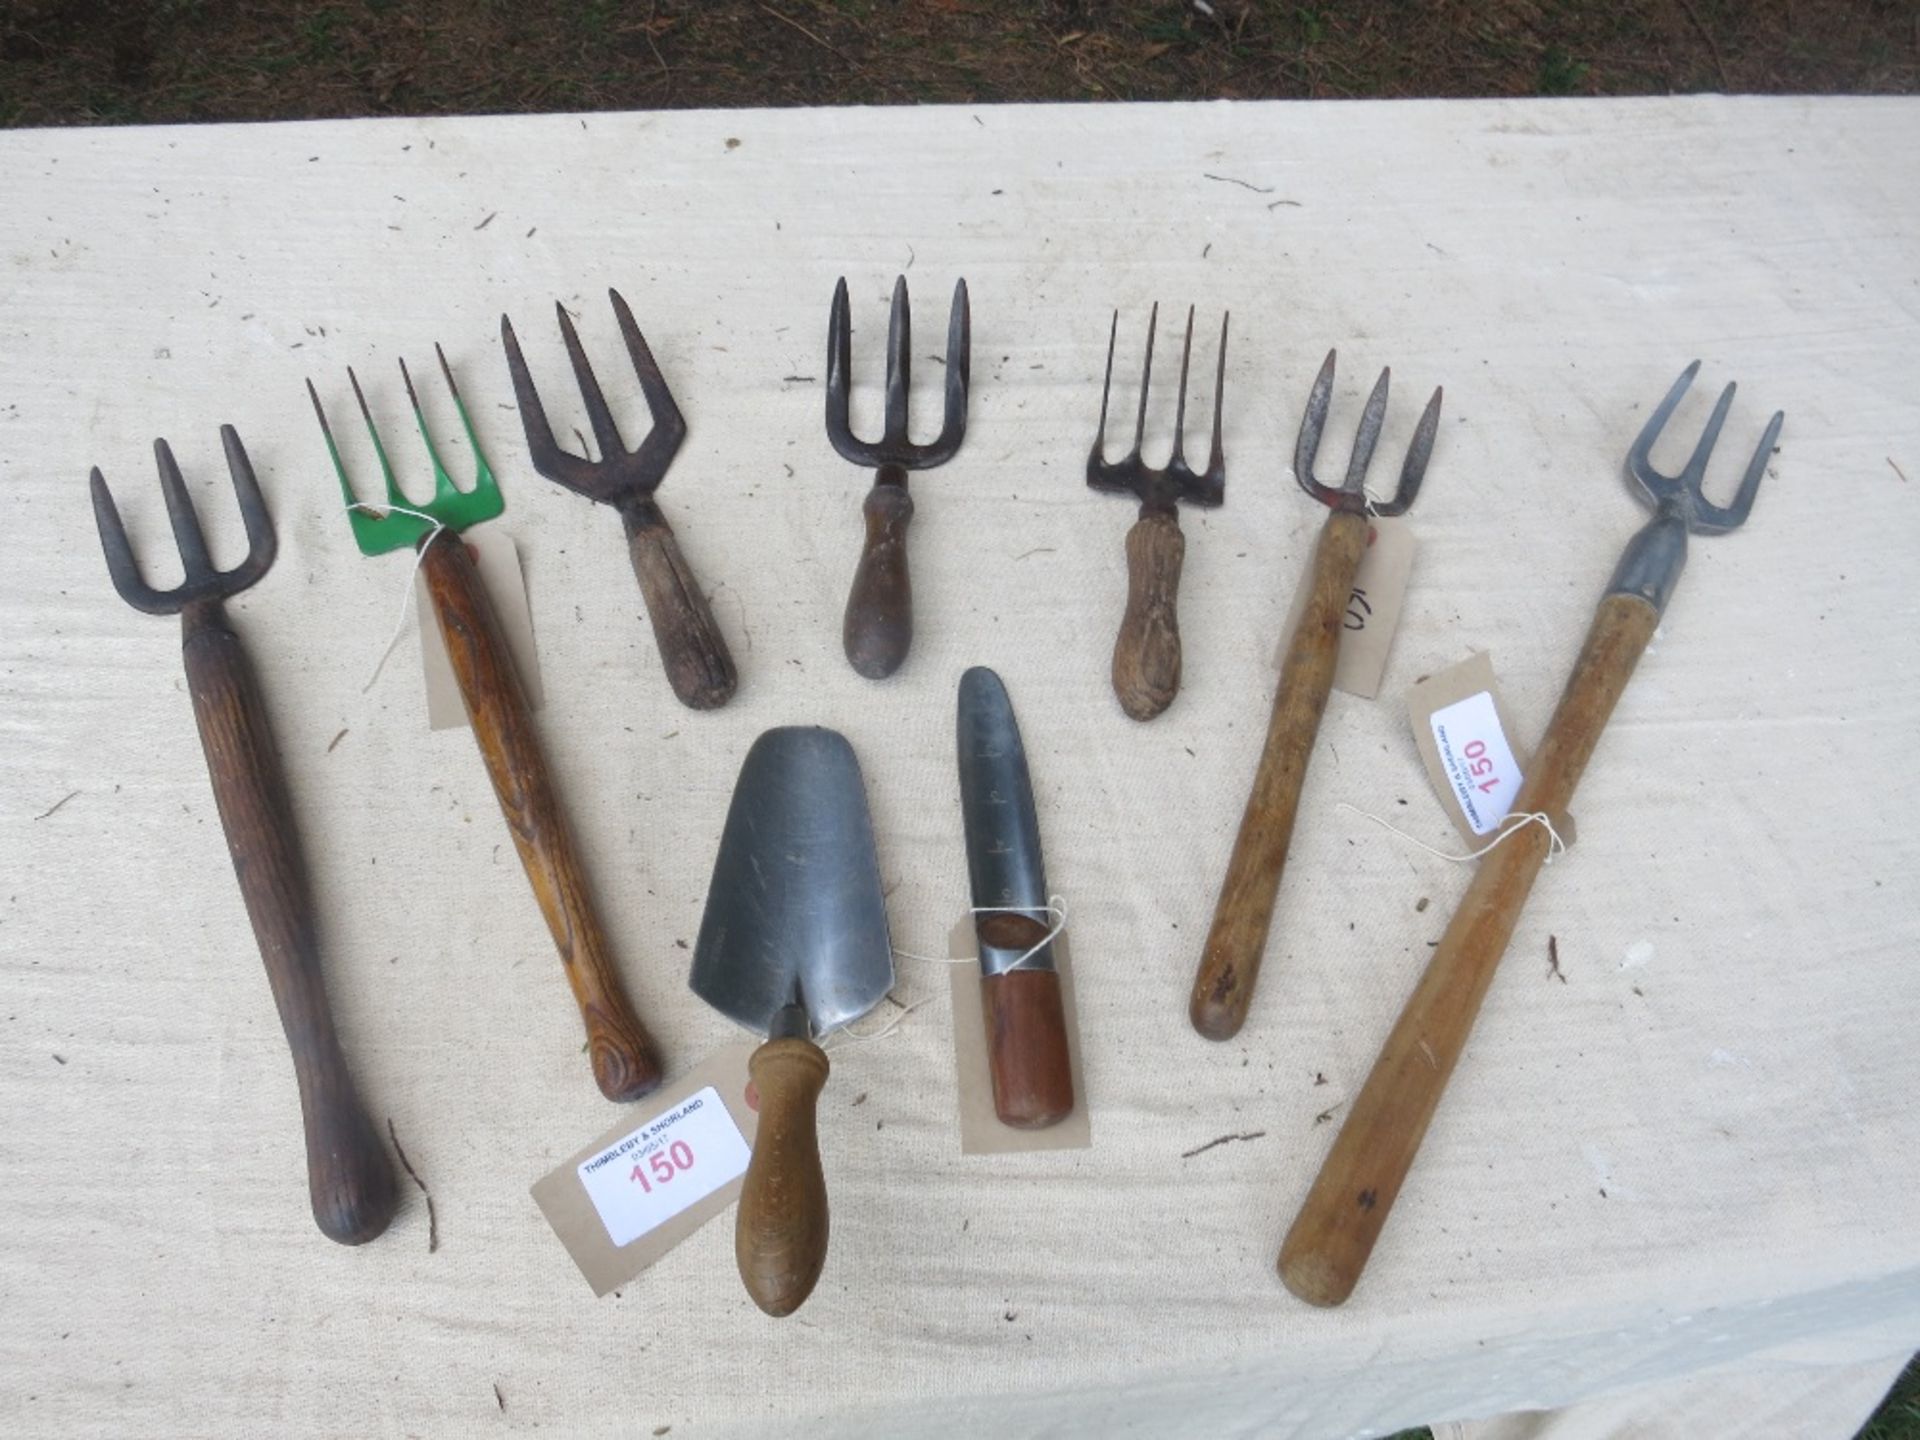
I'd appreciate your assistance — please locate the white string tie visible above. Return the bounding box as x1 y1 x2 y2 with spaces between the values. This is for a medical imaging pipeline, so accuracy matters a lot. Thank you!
349 503 446 693
1336 803 1567 866
892 895 1069 971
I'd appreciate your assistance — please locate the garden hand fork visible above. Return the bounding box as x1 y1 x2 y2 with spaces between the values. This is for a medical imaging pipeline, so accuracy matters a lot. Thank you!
826 274 970 679
1191 352 1442 1040
1088 304 1228 721
501 290 737 710
1280 363 1782 1307
91 428 397 1244
310 351 663 1103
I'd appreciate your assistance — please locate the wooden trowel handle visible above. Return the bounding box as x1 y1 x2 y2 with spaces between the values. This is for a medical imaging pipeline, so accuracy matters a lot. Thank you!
843 472 914 679
1191 509 1368 1041
1111 510 1186 721
1279 592 1660 1307
738 1036 831 1317
625 504 737 711
977 912 1074 1129
420 530 663 1103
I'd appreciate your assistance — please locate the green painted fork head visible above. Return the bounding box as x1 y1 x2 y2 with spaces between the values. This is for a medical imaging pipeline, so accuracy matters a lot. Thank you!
307 344 503 556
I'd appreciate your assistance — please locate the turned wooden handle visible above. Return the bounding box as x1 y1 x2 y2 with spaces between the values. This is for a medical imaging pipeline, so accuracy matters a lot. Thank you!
181 598 396 1245
625 505 736 710
737 1036 831 1317
1191 510 1369 1041
420 531 662 1103
1279 592 1661 1306
1111 511 1186 721
982 969 1075 1130
842 473 914 679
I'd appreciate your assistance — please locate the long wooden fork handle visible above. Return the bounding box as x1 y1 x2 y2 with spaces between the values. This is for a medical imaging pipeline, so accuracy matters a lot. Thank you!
420 531 663 1103
1191 509 1369 1041
181 598 397 1245
1111 510 1186 721
737 1036 831 1317
843 471 914 679
625 505 737 711
1279 592 1661 1306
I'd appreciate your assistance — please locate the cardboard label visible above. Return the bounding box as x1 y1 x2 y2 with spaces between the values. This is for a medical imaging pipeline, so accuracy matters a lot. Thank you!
948 918 1092 1155
1275 515 1416 701
1409 652 1557 846
532 1044 758 1296
576 1086 752 1247
417 529 544 729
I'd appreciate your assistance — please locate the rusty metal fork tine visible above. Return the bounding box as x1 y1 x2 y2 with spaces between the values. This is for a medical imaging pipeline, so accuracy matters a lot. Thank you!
826 277 855 454
1093 309 1120 465
1344 368 1391 494
89 467 169 613
1132 302 1159 461
500 312 568 475
1693 407 1782 533
556 302 625 460
941 278 970 444
153 437 214 582
1206 312 1229 478
1374 387 1444 519
219 424 277 589
1169 306 1195 471
610 288 686 442
884 275 911 446
1294 349 1338 498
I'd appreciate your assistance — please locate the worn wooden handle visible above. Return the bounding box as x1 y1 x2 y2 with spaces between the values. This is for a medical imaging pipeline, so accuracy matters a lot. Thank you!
982 969 1076 1130
1279 592 1661 1307
1111 511 1186 721
842 473 914 679
421 531 662 1103
1192 510 1369 1041
181 599 396 1245
737 1036 831 1317
625 505 736 710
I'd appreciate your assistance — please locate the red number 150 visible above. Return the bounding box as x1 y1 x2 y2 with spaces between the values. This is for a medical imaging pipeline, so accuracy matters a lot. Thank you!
630 1140 696 1193
1464 739 1500 794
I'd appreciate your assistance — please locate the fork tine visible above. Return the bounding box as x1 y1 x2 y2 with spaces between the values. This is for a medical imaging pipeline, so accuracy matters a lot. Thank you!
1680 381 1737 487
220 424 277 589
153 437 214 581
556 302 624 461
1344 367 1391 495
1169 306 1195 470
1206 312 1229 477
90 467 169 613
1693 406 1782 534
1294 349 1338 493
399 355 460 502
826 276 854 447
884 275 912 445
1092 309 1120 465
1130 303 1158 461
501 312 570 471
347 365 409 510
1628 360 1701 487
940 278 969 445
609 289 686 442
1375 386 1444 518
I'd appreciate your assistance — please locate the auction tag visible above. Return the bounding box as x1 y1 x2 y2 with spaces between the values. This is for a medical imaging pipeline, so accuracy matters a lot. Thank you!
948 917 1092 1156
531 1043 757 1296
1274 516 1416 700
1408 652 1528 843
417 529 545 730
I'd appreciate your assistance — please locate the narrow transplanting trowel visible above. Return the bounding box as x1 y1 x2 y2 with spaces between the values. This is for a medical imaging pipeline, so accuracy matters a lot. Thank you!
956 667 1075 1130
690 727 895 1317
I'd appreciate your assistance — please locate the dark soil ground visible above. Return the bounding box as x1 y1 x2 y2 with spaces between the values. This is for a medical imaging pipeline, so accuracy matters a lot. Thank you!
3 2 1916 1437
2 0 1916 127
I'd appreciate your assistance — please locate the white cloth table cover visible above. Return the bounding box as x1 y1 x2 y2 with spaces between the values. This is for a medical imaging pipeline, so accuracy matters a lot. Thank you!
1 96 1916 1438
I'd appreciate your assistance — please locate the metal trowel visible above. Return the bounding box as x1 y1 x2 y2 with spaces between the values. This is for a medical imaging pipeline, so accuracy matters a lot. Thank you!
690 726 895 1317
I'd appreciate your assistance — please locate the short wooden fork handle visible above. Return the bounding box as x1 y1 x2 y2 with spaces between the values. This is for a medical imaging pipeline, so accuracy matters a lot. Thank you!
843 467 913 680
1279 592 1660 1307
181 597 397 1245
420 530 663 1103
1191 509 1369 1040
624 502 737 711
